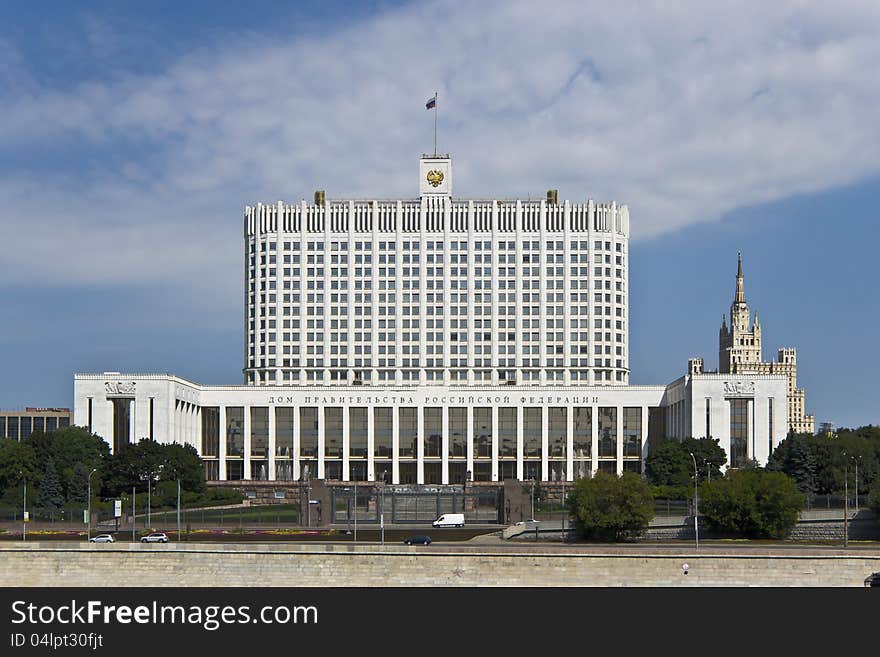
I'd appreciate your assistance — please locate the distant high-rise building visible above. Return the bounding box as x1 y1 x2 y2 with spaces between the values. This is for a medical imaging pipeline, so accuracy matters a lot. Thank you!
717 254 814 434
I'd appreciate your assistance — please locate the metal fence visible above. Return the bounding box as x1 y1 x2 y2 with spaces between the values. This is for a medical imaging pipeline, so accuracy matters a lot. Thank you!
330 488 502 524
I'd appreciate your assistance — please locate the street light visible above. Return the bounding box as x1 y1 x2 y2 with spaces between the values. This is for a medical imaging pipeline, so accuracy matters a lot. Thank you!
380 470 387 546
131 485 136 543
21 472 27 543
176 478 181 543
87 468 97 542
843 451 848 548
689 452 699 551
854 456 861 512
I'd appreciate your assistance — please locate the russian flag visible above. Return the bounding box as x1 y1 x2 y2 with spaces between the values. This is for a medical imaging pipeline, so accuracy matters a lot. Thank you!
425 96 436 110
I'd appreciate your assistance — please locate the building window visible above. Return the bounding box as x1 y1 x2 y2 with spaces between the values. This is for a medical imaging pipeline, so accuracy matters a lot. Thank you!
201 407 219 457
299 407 318 459
111 398 131 454
598 407 617 458
399 407 417 459
350 407 367 459
768 398 774 455
424 408 442 458
275 407 294 458
324 407 343 459
548 407 566 459
499 408 517 459
473 408 492 460
449 407 467 458
730 399 748 468
226 407 244 457
251 407 269 457
374 407 392 459
622 407 641 458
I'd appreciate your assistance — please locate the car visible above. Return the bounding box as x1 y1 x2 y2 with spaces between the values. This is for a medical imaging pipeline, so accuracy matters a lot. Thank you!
89 534 115 543
140 532 169 543
403 535 432 545
865 572 880 588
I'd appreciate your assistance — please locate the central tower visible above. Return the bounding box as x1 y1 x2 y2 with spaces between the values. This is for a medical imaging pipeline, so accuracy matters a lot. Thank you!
419 154 452 197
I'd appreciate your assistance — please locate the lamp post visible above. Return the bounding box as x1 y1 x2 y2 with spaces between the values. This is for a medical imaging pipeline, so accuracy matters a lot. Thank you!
689 453 699 551
380 470 387 546
176 478 181 543
530 479 536 521
843 452 849 548
354 479 358 544
87 468 97 542
854 456 861 512
21 473 27 542
131 485 136 543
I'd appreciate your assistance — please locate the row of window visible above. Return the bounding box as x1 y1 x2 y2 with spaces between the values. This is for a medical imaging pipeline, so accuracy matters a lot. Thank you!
0 415 70 440
250 240 625 253
201 406 643 460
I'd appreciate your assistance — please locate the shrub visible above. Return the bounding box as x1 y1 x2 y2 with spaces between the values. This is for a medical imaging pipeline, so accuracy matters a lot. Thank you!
700 469 804 539
566 471 654 541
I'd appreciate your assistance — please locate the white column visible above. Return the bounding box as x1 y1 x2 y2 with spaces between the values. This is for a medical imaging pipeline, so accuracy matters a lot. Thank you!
292 408 300 481
566 407 574 482
516 405 524 481
541 407 549 482
342 405 350 481
590 405 599 476
466 407 474 481
243 407 251 480
491 406 499 482
641 406 650 473
747 398 755 462
616 405 624 476
441 406 449 485
316 407 325 479
367 407 375 481
268 407 276 481
416 406 424 484
218 406 227 481
392 407 399 485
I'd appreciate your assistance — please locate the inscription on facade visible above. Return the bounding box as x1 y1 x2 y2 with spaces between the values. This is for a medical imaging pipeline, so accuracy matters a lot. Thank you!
723 381 755 396
269 394 603 406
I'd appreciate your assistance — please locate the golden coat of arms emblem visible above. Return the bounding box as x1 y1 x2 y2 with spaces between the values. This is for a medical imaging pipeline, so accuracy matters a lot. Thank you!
426 169 444 187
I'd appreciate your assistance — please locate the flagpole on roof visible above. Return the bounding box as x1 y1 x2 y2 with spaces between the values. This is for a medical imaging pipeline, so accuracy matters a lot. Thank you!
433 91 438 156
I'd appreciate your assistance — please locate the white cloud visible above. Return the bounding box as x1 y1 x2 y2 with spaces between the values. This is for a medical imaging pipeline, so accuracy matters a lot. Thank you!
1 0 879 315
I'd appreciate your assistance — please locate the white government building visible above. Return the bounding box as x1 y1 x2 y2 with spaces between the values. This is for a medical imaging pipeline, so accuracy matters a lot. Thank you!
74 155 791 484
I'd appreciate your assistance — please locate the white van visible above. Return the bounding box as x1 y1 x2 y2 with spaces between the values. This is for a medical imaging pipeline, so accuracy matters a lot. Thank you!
432 513 465 528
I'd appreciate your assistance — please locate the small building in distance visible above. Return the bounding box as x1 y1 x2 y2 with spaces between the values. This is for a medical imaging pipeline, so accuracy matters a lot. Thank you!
0 407 72 440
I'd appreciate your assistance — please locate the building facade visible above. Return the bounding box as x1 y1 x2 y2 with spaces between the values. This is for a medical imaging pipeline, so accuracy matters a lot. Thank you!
715 254 814 434
0 407 72 440
73 156 791 483
244 155 630 387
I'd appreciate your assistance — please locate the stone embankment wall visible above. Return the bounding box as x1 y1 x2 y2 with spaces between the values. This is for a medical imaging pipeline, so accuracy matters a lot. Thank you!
1 544 878 587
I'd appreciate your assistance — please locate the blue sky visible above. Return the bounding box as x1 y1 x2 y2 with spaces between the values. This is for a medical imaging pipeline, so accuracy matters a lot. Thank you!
1 1 878 428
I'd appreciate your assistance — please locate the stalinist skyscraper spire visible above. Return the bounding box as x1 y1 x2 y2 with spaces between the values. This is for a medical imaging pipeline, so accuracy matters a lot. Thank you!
716 253 813 434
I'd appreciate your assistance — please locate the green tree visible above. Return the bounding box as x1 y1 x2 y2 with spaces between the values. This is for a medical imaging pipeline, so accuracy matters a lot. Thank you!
25 427 110 503
700 469 804 539
102 439 204 497
0 439 38 503
766 434 818 494
645 440 693 487
35 459 65 511
69 463 91 504
681 437 727 481
566 471 654 541
159 443 205 493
